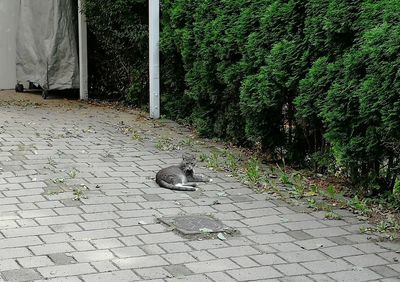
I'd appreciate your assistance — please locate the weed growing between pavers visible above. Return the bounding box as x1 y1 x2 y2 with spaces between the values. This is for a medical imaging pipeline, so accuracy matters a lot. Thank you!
198 150 400 241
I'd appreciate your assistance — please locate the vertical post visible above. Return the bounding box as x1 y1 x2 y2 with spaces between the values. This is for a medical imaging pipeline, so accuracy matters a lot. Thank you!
149 0 160 119
78 0 88 100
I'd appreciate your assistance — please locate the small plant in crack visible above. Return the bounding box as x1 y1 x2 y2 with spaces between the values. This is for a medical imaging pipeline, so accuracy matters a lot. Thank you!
73 188 87 201
67 169 78 179
325 211 342 220
179 138 194 148
155 137 179 151
47 157 57 167
225 151 239 176
244 157 262 185
52 178 65 184
207 152 221 170
131 130 144 142
348 195 370 214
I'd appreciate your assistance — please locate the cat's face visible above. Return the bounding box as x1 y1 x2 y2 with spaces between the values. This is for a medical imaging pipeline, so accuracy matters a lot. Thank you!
182 154 197 172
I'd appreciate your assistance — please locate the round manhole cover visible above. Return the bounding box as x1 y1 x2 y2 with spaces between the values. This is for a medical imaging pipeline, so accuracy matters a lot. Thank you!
160 215 225 235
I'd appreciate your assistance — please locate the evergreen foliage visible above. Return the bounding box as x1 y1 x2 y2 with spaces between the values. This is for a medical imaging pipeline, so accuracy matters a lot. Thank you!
84 0 400 193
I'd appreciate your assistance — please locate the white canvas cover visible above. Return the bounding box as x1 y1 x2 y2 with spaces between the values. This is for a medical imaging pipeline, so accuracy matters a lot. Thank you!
16 0 79 90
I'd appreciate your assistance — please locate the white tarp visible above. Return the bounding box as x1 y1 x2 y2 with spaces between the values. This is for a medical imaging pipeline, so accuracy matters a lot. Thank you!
16 0 79 90
0 0 19 89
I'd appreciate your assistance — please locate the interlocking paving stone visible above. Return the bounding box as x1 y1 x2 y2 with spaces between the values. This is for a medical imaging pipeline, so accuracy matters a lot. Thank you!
227 266 282 281
81 270 139 282
113 255 169 269
344 253 389 267
327 268 382 281
185 259 240 273
1 269 42 281
0 94 399 281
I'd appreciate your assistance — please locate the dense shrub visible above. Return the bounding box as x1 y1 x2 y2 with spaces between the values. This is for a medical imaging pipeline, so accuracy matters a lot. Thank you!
84 0 400 193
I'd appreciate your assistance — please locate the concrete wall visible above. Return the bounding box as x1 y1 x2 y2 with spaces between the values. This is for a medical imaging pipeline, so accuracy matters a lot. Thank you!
0 0 19 90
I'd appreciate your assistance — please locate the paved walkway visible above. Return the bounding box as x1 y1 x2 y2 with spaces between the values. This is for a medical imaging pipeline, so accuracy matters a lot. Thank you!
0 91 399 282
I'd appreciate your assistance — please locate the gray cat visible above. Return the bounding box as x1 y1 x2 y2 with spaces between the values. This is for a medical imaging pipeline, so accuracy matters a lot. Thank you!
156 154 212 191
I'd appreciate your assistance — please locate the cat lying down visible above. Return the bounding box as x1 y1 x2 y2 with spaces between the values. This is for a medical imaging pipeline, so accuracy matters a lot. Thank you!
156 154 212 191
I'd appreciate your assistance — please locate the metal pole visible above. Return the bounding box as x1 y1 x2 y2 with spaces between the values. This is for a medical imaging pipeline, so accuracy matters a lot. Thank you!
78 0 88 100
149 0 160 119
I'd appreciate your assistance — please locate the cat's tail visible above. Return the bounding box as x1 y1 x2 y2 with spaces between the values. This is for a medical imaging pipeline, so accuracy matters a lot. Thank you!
157 179 197 191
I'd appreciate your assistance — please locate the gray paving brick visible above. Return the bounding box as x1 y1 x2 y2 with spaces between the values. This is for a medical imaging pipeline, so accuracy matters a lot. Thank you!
38 263 97 278
69 229 120 240
307 274 336 282
209 246 260 258
0 236 42 249
1 269 42 281
0 247 31 260
301 259 352 273
40 233 72 244
91 238 123 249
321 245 364 258
206 272 237 282
327 268 382 281
30 243 75 255
231 256 259 267
136 267 172 279
113 255 169 269
185 259 239 273
112 246 146 258
227 266 282 281
159 242 193 253
188 240 228 251
70 250 114 262
82 270 139 282
344 253 389 267
304 227 350 238
280 276 314 282
138 232 185 244
295 238 336 250
91 260 118 272
140 244 166 255
17 256 54 268
249 233 295 244
277 250 328 263
2 226 53 237
251 253 285 265
370 265 400 278
274 263 311 276
48 253 77 265
0 259 20 271
162 253 196 264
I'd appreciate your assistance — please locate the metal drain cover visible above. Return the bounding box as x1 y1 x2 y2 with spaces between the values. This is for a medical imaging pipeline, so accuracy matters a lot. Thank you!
159 215 226 235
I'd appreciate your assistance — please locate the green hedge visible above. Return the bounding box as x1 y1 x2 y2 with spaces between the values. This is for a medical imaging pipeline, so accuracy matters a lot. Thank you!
84 0 400 193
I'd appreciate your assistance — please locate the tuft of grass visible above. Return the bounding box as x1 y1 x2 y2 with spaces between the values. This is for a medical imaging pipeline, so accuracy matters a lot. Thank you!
325 212 343 220
67 169 78 179
348 195 370 214
155 137 179 151
360 216 400 240
244 157 262 184
131 130 143 142
73 188 87 201
225 152 239 176
207 152 221 170
199 153 208 162
179 138 194 148
325 184 337 198
52 178 65 184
